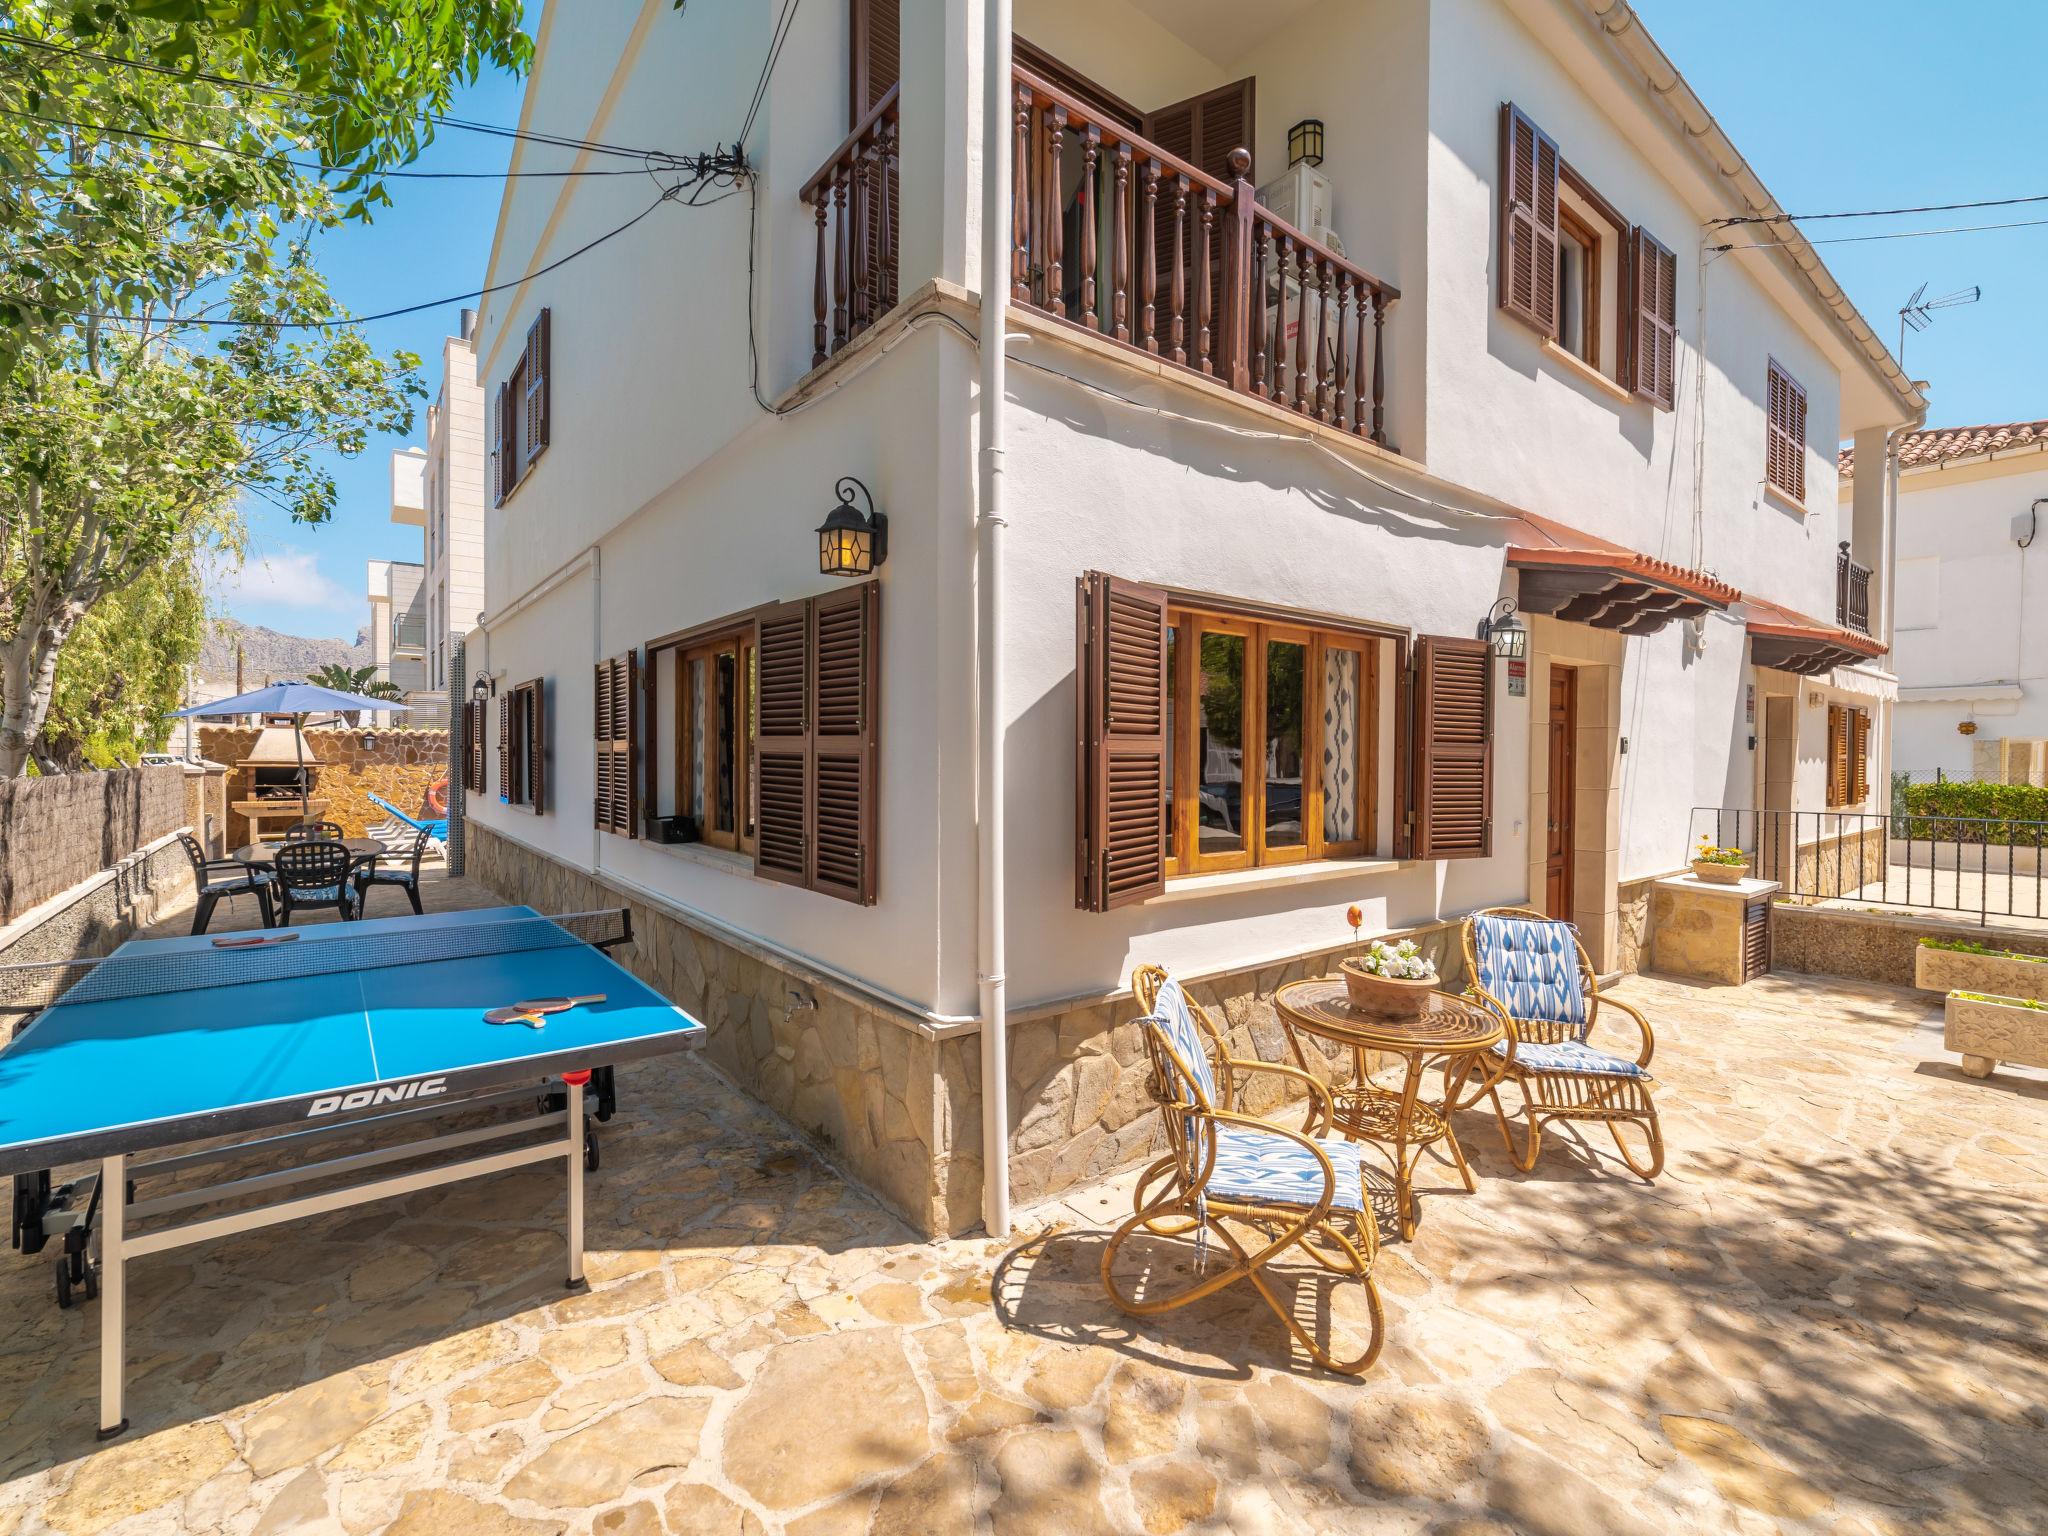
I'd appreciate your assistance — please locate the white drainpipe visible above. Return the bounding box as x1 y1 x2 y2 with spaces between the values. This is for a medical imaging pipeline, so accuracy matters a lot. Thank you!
977 0 1014 1239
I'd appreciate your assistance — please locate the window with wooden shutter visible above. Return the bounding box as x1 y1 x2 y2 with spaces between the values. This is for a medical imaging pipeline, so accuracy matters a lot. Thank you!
752 600 810 887
811 583 879 902
1408 636 1493 860
1629 227 1677 409
1826 704 1849 808
463 700 487 794
1849 707 1870 804
1075 572 1170 911
1766 358 1806 502
1499 104 1561 337
524 309 551 466
491 384 507 508
520 678 547 814
497 695 511 802
593 653 639 837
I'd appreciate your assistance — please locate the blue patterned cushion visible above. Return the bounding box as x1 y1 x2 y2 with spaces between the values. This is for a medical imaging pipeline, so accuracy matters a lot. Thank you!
358 869 415 884
1207 1123 1367 1212
286 884 353 905
1490 1038 1646 1079
1147 977 1218 1107
1471 915 1587 1034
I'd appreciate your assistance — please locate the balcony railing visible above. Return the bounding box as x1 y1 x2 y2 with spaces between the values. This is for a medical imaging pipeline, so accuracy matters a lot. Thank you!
1009 66 1398 446
1836 542 1872 634
801 84 900 368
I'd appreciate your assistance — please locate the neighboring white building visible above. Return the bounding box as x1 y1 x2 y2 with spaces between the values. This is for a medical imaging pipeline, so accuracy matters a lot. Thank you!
1849 421 2048 784
464 0 1922 1236
365 557 429 724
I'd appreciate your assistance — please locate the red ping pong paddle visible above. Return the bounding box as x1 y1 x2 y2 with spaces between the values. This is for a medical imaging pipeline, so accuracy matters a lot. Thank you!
482 993 606 1029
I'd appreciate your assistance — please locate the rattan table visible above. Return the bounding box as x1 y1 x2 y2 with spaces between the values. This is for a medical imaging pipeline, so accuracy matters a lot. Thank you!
1273 979 1505 1241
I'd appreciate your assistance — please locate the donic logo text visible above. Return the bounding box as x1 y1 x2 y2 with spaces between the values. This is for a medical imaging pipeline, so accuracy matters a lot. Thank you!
307 1077 449 1117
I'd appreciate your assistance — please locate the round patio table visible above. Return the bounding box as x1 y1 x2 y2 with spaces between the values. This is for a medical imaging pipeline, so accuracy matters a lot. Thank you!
1273 979 1505 1241
234 838 386 868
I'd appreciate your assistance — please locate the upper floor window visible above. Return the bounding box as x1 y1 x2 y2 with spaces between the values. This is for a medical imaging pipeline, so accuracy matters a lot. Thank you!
1765 359 1807 504
1499 104 1676 409
491 309 551 506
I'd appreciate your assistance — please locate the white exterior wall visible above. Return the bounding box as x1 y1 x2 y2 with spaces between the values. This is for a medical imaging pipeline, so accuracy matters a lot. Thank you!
420 332 488 702
1882 454 2048 780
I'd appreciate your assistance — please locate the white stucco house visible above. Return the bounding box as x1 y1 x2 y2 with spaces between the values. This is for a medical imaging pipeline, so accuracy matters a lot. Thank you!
364 557 429 726
1846 421 2048 785
462 0 1923 1236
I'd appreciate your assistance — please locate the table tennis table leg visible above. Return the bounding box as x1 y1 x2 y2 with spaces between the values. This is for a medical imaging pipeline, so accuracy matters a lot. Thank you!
97 1153 127 1439
565 1076 586 1290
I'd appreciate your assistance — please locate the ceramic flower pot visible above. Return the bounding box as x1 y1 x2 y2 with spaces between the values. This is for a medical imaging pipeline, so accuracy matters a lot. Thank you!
1690 859 1748 886
1340 959 1437 1019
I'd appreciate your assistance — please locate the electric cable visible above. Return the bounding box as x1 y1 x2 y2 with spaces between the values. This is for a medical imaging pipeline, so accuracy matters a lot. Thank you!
738 0 802 150
1712 191 2048 227
1713 215 2048 252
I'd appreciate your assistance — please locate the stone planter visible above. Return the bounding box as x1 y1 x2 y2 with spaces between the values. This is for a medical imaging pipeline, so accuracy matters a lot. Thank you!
1944 991 2048 1079
1339 960 1436 1019
1914 943 2048 1003
1690 859 1749 886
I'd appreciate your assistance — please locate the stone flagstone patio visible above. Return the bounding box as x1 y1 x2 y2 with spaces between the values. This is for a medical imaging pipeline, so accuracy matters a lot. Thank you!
0 968 2042 1534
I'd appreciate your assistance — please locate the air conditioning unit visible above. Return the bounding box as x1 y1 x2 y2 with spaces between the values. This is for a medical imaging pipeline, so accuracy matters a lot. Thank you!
1256 161 1342 254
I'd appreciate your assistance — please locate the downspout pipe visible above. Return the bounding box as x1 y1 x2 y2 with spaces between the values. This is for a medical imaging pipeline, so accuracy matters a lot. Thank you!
977 0 1014 1239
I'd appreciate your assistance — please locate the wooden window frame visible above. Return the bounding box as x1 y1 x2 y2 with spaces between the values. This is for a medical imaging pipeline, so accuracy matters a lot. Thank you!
672 629 757 855
503 678 544 813
1166 605 1380 877
1555 205 1600 367
1766 357 1807 504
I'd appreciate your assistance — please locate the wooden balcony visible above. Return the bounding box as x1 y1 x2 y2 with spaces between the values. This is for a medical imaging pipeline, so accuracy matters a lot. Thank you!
801 85 900 368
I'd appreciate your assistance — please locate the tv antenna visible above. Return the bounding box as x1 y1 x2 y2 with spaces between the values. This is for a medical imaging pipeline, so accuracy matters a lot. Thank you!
1897 281 1980 371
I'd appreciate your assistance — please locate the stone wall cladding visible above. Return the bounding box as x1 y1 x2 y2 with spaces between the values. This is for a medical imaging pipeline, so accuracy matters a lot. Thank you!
467 825 980 1239
1616 874 1664 975
0 765 186 923
0 834 192 977
1771 902 2048 987
1006 921 1468 1210
198 726 449 846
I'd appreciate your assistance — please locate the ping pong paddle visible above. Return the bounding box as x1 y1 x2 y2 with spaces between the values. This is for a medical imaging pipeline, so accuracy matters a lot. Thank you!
211 932 301 950
482 993 605 1029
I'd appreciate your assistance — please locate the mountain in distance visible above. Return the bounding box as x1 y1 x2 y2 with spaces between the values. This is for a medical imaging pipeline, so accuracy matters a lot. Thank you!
196 617 370 690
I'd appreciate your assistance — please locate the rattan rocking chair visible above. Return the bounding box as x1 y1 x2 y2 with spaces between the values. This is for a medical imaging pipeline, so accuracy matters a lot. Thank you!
1099 965 1385 1375
1459 907 1664 1180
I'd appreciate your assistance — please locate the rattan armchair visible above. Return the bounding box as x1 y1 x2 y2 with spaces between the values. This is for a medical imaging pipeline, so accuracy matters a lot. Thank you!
1459 907 1663 1180
1098 965 1385 1375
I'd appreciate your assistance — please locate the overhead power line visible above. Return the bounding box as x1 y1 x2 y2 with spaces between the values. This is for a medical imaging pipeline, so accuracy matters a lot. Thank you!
1712 191 2048 227
1714 215 2048 253
738 0 802 149
0 30 688 167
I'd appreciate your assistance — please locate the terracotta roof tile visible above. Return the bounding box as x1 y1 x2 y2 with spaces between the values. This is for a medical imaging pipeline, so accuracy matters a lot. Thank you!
1505 512 1741 607
1838 420 2048 477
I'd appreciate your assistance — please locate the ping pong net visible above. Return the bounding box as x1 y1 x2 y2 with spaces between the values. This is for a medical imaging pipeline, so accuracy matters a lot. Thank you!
0 909 633 1034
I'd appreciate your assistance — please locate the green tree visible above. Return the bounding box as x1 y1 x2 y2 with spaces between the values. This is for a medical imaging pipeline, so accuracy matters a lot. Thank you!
307 661 402 726
35 549 205 769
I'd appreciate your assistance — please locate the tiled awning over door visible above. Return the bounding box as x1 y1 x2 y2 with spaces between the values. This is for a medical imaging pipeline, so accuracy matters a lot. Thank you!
1504 513 1740 635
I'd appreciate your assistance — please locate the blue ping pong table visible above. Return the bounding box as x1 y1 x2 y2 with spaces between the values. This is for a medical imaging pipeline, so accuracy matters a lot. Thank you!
0 905 703 1438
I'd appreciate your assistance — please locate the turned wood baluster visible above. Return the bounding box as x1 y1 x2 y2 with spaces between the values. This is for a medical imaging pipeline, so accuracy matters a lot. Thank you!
1291 238 1310 413
1249 220 1268 396
1313 257 1333 421
811 194 830 366
851 144 871 333
1080 125 1100 331
1140 159 1160 353
1012 85 1033 303
878 121 898 309
831 166 850 352
1352 279 1370 435
1332 273 1354 427
1196 185 1216 374
1045 105 1067 317
1169 171 1189 366
1273 232 1294 404
1112 142 1132 342
1370 286 1388 444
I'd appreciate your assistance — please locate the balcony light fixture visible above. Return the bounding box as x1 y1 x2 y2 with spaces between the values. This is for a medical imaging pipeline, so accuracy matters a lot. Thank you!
1479 597 1527 660
470 675 492 705
1288 118 1325 168
817 476 888 578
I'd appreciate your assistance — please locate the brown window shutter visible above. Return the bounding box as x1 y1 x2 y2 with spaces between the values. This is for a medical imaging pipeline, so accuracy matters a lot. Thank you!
1850 707 1869 803
593 659 613 830
850 0 901 120
753 600 812 886
810 583 880 903
524 679 547 815
497 695 510 801
1766 360 1807 501
1075 572 1170 911
1140 78 1255 332
472 701 487 794
1629 228 1677 409
1498 103 1560 336
1826 704 1847 807
592 655 639 837
491 384 507 507
1409 635 1493 860
525 309 551 463
1741 897 1771 981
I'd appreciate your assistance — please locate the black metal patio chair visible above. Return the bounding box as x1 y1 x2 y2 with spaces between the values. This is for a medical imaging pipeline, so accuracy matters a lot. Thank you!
177 832 274 935
271 840 358 927
284 820 346 842
353 824 433 918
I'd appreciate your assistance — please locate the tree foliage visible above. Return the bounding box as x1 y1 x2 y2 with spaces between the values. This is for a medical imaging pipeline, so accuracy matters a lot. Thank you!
36 549 205 769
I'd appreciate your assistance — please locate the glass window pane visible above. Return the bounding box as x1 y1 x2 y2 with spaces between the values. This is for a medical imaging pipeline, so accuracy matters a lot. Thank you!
1164 627 1177 860
714 650 737 833
1198 632 1245 855
1265 640 1306 849
1322 646 1361 844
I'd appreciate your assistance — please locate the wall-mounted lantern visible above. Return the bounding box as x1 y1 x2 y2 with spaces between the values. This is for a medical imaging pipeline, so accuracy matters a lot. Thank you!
1287 118 1325 168
359 732 378 752
817 476 888 578
1958 719 1979 737
471 675 493 706
1479 598 1527 660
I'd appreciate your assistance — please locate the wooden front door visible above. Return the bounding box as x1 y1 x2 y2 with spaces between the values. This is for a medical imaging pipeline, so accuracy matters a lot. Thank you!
1545 666 1577 919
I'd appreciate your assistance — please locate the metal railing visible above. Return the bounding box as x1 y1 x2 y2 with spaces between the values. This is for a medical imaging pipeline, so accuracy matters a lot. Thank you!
1690 805 2048 925
1836 542 1872 634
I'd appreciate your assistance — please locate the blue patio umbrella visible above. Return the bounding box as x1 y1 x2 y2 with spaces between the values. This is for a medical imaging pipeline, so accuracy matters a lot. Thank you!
171 682 412 819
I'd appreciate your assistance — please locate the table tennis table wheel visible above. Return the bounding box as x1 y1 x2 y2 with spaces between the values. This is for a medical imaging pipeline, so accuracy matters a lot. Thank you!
585 1126 601 1173
53 1255 73 1309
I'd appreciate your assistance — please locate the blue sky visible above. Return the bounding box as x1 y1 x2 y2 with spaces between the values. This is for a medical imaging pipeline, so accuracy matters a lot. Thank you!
227 1 2047 639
